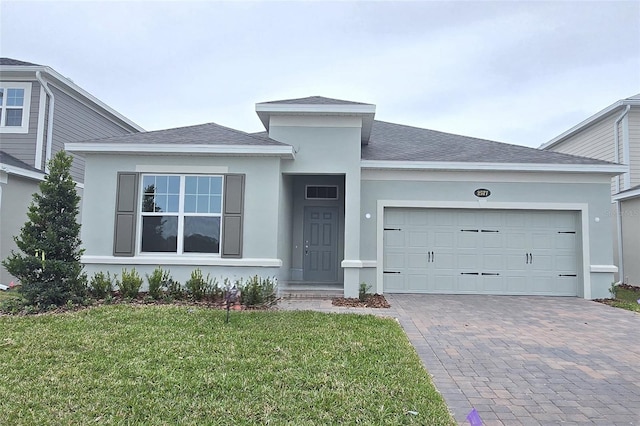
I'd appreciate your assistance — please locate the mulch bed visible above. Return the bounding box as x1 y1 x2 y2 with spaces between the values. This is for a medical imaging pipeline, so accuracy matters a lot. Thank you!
593 283 640 306
331 294 390 308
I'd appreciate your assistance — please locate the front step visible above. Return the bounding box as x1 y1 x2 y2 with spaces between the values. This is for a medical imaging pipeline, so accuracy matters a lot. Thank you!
278 282 344 300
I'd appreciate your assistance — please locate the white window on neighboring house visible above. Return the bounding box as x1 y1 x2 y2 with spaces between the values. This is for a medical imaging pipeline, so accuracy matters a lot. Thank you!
0 82 32 133
140 174 224 254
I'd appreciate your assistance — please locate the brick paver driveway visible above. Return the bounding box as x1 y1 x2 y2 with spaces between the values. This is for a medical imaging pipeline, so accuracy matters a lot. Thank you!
387 294 640 425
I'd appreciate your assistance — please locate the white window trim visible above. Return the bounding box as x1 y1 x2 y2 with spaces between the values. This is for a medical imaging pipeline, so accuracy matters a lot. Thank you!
138 174 224 256
0 82 32 134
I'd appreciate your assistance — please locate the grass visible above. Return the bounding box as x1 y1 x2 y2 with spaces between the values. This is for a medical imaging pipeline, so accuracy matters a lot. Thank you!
609 285 640 312
0 305 453 425
0 288 22 301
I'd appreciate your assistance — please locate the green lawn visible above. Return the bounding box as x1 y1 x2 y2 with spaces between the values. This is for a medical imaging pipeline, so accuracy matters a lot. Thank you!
610 285 640 312
0 288 21 301
0 306 453 425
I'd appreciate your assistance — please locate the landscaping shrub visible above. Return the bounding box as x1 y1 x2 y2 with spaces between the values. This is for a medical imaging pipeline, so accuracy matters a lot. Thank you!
88 271 114 298
166 279 184 300
185 268 215 301
146 267 171 299
359 282 372 302
241 275 277 307
2 151 86 307
117 268 143 299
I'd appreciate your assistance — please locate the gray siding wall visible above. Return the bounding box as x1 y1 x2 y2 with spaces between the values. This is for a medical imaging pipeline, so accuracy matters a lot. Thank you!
628 109 640 187
0 81 40 167
549 113 617 162
50 86 136 183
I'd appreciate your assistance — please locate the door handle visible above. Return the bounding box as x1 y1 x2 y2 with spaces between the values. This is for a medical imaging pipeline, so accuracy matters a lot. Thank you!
304 240 309 256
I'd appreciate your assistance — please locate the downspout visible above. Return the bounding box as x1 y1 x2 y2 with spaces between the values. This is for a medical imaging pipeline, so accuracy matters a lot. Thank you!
613 104 630 282
35 71 55 173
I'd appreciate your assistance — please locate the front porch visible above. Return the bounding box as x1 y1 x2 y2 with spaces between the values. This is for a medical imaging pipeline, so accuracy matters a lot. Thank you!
278 281 344 299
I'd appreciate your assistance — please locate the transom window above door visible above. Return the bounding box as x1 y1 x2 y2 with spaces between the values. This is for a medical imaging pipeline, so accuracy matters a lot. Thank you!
305 185 339 200
140 175 223 254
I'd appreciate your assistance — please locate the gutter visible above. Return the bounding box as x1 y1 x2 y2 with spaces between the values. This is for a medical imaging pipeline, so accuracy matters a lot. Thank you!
35 71 55 173
614 105 631 282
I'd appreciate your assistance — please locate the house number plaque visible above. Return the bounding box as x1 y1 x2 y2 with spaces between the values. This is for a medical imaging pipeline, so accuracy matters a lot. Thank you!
474 188 491 198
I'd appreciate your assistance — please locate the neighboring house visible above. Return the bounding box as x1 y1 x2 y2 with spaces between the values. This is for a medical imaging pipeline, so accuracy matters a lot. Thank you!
0 58 143 286
66 96 624 300
541 94 640 285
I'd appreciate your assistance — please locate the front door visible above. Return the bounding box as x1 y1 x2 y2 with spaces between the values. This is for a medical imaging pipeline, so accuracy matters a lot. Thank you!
303 206 339 282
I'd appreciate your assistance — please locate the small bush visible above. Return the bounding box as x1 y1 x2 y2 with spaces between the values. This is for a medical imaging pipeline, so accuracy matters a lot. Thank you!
117 268 143 299
241 275 277 307
185 268 214 301
166 279 184 299
359 282 372 302
88 271 114 298
146 267 171 299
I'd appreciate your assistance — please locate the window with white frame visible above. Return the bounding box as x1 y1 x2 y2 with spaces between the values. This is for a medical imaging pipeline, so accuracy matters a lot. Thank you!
0 82 32 133
140 174 223 254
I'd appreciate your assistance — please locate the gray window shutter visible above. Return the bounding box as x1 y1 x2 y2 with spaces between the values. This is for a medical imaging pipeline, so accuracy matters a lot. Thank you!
221 174 245 258
113 172 139 256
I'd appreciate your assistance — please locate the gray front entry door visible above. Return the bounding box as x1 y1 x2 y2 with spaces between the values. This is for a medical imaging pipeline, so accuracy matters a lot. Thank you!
303 206 339 282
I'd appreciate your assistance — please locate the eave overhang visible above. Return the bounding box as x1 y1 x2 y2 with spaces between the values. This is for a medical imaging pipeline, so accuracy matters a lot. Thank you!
255 102 376 143
361 160 626 175
65 142 295 159
540 98 640 150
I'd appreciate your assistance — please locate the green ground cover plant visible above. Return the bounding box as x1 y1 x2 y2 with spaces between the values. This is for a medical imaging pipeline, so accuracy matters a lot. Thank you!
0 306 453 425
607 284 640 312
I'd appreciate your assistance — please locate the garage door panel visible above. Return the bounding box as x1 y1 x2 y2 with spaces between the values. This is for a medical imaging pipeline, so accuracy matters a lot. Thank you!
457 232 479 248
457 252 479 268
433 274 455 291
531 254 554 271
482 233 503 248
408 210 428 225
384 230 405 247
555 255 578 272
408 231 429 248
507 232 527 249
384 208 579 296
482 275 506 292
384 274 405 290
384 252 405 269
434 231 455 248
482 254 504 270
408 253 428 268
408 274 429 291
532 233 553 250
433 253 456 270
458 275 479 292
556 234 576 249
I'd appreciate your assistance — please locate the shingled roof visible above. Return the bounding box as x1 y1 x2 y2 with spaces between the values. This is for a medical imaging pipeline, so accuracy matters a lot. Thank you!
258 96 373 106
0 58 40 66
0 151 42 173
361 120 613 165
78 122 288 146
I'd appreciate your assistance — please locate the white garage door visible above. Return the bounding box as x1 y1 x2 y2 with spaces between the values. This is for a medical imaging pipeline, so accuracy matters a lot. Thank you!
383 208 580 296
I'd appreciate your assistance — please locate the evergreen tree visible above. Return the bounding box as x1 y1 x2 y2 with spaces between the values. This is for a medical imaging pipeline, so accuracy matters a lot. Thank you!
2 151 86 306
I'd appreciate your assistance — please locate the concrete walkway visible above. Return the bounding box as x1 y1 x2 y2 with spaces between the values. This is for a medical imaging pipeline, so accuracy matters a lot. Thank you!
278 295 640 425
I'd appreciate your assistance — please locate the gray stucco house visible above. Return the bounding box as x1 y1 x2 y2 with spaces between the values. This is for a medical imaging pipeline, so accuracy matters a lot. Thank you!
67 96 624 299
541 94 640 286
0 58 143 286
